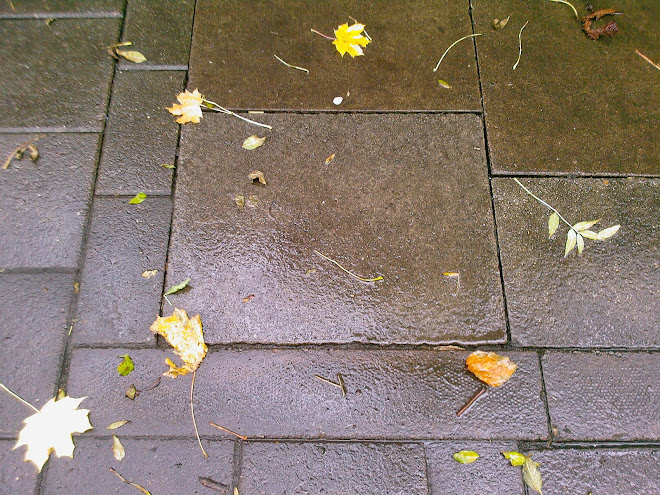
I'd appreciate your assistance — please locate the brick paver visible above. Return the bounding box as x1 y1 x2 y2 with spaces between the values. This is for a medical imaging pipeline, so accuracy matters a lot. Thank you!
0 440 39 495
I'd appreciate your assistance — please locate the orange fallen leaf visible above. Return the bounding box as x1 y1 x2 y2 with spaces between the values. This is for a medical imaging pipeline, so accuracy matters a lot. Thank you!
150 308 207 377
466 351 517 387
167 89 204 124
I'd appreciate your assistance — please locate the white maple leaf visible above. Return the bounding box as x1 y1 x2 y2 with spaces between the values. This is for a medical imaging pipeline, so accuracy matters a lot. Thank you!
14 396 93 471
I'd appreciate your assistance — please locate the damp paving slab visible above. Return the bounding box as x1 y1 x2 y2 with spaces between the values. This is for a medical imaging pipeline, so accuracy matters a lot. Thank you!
66 349 547 440
188 0 480 110
0 440 39 495
493 177 659 348
168 113 505 345
0 0 123 16
0 19 120 130
471 0 660 176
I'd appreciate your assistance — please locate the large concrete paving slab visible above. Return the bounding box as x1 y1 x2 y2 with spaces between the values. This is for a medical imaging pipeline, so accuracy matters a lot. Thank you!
42 438 234 495
427 441 524 495
188 0 480 110
95 70 184 195
543 351 660 441
0 440 39 495
240 442 427 495
73 197 172 345
0 18 120 131
168 113 505 345
0 273 74 436
528 448 660 494
493 177 659 348
66 349 547 440
0 134 100 269
0 0 123 16
472 0 660 175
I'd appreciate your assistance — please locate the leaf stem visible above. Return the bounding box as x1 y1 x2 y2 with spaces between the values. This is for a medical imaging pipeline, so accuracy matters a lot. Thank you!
190 371 208 458
274 54 309 73
635 50 660 71
0 382 39 413
513 179 573 229
549 0 579 19
433 33 482 72
310 28 336 40
314 250 383 283
513 21 529 70
202 99 272 130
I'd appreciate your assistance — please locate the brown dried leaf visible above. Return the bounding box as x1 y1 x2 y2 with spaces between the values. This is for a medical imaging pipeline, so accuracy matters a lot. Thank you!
582 9 619 40
493 16 510 29
150 308 207 378
235 194 245 209
466 351 518 387
248 170 267 186
141 270 159 279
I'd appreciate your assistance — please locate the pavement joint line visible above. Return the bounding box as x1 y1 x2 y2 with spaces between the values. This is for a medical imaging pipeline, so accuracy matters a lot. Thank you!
423 443 433 495
119 65 189 71
537 351 555 444
232 439 244 494
0 13 122 19
519 440 660 450
93 193 173 198
0 267 78 274
0 127 102 133
491 171 660 179
206 109 484 115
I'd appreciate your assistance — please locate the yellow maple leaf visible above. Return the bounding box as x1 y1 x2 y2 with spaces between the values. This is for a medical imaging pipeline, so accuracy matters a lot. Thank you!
333 22 371 57
167 89 204 124
14 396 93 472
466 351 518 387
150 308 207 377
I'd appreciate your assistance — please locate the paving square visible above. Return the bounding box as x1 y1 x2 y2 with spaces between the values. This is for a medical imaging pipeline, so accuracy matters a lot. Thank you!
189 0 480 110
0 0 123 16
168 113 505 345
0 440 39 495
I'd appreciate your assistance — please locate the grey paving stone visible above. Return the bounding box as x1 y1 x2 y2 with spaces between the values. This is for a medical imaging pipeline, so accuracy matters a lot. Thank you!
0 273 74 436
95 71 184 195
493 177 659 348
0 1 123 15
72 197 172 345
188 0 480 110
42 437 234 495
472 0 660 175
66 349 547 440
0 19 120 130
427 442 524 495
240 442 427 495
168 113 504 345
119 0 194 68
543 351 660 441
0 440 39 495
528 448 660 494
0 134 100 269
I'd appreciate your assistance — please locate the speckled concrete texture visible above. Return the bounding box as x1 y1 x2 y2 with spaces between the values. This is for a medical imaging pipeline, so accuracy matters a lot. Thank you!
0 441 39 495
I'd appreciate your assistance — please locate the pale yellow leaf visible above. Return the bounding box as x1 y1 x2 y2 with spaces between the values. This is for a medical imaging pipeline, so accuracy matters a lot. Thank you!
242 135 266 150
150 308 207 378
522 456 543 494
466 351 517 387
167 89 204 125
112 435 125 461
580 230 599 240
576 232 585 254
596 224 620 240
116 49 147 63
564 229 577 257
248 170 267 185
325 153 336 165
235 194 246 209
548 212 559 238
141 270 158 279
107 420 130 430
438 80 453 89
333 22 371 57
493 16 510 29
572 219 600 232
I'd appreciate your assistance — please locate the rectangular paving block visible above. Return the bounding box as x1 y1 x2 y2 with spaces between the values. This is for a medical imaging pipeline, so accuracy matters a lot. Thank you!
427 442 524 495
42 437 234 495
189 0 480 110
0 134 100 269
240 442 427 495
168 113 505 345
95 70 184 195
493 177 659 348
543 351 660 441
528 448 660 494
0 19 120 130
72 197 172 345
66 349 547 440
119 0 194 68
0 1 123 15
472 0 660 175
0 440 39 495
0 273 74 436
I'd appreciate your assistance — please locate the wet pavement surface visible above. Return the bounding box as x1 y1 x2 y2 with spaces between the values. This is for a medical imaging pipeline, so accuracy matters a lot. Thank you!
0 1 658 494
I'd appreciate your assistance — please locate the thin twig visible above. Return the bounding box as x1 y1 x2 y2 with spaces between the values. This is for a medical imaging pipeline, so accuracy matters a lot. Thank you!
203 99 272 130
313 250 383 283
310 28 335 40
433 33 482 72
0 382 39 413
513 21 529 70
513 178 573 229
199 477 230 492
550 0 579 19
190 371 208 458
456 387 487 417
274 54 309 73
209 422 248 441
315 374 343 390
336 373 347 397
109 468 151 495
635 50 660 71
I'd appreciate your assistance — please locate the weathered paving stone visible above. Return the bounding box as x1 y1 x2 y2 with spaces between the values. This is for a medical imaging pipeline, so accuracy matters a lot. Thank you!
0 273 74 436
66 349 547 439
240 442 427 495
528 448 660 494
120 0 194 68
42 438 234 495
95 71 184 195
168 113 505 345
189 0 480 110
0 441 39 495
493 177 659 348
471 0 660 175
543 352 660 441
0 1 123 15
0 134 100 269
0 19 120 130
73 197 172 345
427 442 524 494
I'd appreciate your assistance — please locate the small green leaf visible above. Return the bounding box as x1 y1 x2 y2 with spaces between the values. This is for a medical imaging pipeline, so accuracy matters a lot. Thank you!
572 219 600 232
164 277 191 296
242 135 266 150
580 230 599 240
522 456 543 494
596 224 620 240
576 232 585 254
453 450 480 464
502 451 526 466
125 384 138 400
129 192 147 204
564 229 577 257
107 420 130 430
438 80 452 90
117 354 134 376
548 212 559 238
161 163 175 169
116 49 147 63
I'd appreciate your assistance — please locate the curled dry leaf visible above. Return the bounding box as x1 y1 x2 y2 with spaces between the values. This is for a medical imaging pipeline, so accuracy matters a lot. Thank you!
502 450 527 466
167 89 204 124
242 135 266 150
493 16 510 29
333 22 371 57
466 351 517 387
112 435 125 461
453 450 480 464
235 194 246 209
150 308 207 378
141 270 159 279
582 9 619 40
125 384 138 400
248 170 267 186
116 49 147 63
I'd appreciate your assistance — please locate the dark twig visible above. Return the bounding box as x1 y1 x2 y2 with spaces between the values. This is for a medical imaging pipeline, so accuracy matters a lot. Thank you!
209 422 248 441
337 373 347 397
456 387 487 417
109 468 151 494
199 477 230 492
